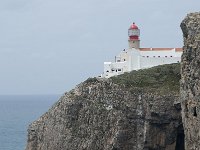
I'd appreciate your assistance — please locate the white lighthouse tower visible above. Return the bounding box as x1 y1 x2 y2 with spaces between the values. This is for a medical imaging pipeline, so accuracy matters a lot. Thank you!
128 23 140 49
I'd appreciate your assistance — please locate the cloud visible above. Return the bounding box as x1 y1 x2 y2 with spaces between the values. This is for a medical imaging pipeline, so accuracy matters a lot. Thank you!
0 0 33 12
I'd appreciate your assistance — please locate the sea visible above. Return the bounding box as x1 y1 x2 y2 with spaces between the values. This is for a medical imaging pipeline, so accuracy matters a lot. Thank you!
0 95 61 150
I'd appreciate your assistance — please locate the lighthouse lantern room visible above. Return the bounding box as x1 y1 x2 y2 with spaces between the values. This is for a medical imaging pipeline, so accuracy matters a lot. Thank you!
128 22 140 49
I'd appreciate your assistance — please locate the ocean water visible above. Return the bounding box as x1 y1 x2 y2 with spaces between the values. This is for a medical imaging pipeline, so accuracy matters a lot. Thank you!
0 95 60 150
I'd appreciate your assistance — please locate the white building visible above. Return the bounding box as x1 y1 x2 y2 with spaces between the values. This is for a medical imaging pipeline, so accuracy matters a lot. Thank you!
100 23 182 78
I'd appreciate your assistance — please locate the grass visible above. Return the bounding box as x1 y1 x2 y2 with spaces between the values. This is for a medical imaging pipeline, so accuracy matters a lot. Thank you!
111 63 181 93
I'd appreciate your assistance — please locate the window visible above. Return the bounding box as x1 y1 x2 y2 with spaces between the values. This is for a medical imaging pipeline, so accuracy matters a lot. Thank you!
118 69 122 71
106 70 109 72
165 56 167 57
124 59 126 61
170 56 173 57
147 56 149 58
158 56 160 57
117 60 120 62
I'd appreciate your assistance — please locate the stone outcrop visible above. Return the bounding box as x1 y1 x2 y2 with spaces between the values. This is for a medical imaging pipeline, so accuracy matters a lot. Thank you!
26 64 183 150
180 12 200 150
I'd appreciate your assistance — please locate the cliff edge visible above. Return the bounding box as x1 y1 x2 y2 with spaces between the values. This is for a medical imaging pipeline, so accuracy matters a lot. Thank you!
180 12 200 150
26 63 183 150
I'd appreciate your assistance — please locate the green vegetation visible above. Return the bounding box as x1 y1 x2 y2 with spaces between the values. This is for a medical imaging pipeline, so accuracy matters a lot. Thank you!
85 77 98 83
111 63 181 93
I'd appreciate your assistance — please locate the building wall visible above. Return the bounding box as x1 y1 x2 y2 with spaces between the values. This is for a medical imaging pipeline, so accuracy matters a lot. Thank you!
103 61 128 78
101 48 182 78
140 57 180 69
140 50 182 58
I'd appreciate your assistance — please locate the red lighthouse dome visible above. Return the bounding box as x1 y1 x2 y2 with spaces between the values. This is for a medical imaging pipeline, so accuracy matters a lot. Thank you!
129 22 138 30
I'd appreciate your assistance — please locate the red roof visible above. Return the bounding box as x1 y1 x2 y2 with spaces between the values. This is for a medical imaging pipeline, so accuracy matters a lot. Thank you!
175 48 183 52
129 23 138 30
139 48 183 52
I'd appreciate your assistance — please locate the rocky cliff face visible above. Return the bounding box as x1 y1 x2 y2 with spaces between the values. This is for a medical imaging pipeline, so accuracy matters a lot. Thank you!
180 12 200 150
26 64 183 150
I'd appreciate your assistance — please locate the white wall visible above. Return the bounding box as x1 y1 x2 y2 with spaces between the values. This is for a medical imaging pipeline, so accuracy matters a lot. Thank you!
140 50 174 57
140 57 181 69
101 48 182 78
103 61 128 78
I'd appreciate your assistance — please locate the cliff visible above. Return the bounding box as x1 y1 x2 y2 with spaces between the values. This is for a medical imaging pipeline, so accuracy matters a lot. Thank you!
26 63 183 150
180 12 200 150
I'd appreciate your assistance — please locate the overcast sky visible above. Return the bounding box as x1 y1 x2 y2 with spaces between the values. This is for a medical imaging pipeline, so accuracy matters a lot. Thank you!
0 0 199 95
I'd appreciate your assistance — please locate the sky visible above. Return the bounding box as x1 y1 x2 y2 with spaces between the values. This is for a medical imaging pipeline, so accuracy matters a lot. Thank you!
0 0 199 95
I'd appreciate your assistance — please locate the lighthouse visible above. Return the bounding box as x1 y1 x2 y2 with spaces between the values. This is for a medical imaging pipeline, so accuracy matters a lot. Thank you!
128 22 140 49
100 22 182 78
